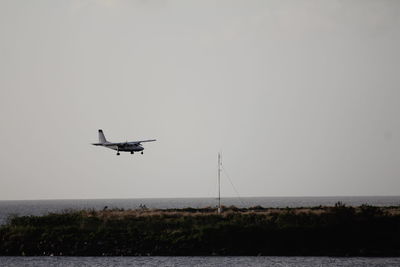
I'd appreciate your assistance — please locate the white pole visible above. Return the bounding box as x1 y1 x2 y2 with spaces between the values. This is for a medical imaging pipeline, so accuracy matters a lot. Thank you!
218 153 220 213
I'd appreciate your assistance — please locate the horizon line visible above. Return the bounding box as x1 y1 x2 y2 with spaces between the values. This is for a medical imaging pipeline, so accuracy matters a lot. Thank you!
1 195 400 202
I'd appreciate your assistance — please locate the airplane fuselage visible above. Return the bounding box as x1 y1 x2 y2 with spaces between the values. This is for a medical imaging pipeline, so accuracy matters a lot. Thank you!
108 144 144 152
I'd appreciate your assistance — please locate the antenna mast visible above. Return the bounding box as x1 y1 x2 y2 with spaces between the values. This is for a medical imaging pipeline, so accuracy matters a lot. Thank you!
218 152 222 214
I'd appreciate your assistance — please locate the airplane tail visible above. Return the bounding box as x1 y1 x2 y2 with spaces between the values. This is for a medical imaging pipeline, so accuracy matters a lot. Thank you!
98 129 108 144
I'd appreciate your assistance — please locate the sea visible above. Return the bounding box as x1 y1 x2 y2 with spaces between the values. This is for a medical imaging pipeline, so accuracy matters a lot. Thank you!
0 256 400 267
1 196 400 266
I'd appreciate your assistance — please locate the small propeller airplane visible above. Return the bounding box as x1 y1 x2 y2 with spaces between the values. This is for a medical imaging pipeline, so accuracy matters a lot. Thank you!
92 129 156 155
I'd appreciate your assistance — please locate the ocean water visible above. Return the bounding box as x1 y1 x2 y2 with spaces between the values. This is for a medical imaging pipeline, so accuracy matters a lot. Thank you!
1 256 400 267
1 196 400 225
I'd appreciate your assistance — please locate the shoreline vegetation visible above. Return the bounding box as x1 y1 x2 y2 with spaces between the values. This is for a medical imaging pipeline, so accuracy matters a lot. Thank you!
1 202 400 256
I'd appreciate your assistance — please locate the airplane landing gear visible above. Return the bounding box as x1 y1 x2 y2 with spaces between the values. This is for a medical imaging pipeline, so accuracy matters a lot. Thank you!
141 151 144 155
117 152 120 156
131 151 134 154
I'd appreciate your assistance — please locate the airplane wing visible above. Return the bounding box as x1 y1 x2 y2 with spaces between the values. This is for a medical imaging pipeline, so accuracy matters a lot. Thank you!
135 139 157 143
127 139 157 145
103 140 156 146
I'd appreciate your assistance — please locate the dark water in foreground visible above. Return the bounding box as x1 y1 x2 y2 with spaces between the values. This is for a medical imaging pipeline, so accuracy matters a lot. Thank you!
1 196 400 225
1 256 400 266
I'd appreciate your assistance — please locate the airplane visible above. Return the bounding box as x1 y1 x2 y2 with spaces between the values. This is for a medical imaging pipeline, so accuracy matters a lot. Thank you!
92 129 156 155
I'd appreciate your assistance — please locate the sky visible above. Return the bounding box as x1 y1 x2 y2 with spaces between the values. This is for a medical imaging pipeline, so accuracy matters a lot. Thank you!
0 0 399 200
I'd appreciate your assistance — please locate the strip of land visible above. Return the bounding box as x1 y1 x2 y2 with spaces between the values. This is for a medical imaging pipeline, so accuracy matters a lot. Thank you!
1 203 400 256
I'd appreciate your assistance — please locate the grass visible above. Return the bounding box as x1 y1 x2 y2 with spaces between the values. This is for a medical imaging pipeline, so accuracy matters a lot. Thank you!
1 203 400 256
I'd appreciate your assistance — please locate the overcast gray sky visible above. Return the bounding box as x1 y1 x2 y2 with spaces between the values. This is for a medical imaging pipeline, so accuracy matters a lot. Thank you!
0 0 399 200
